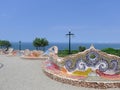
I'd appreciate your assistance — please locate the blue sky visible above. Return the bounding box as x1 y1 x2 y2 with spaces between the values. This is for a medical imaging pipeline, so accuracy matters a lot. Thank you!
0 0 120 43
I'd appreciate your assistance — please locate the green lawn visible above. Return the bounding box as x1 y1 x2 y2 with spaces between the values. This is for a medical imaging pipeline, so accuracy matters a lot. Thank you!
58 48 120 57
58 50 79 57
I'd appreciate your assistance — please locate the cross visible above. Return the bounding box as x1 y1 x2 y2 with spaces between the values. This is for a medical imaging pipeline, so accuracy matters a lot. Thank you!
66 31 74 54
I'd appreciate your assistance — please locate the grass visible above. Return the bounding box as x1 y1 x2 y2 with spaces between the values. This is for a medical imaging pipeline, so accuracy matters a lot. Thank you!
102 48 120 57
58 50 79 57
58 48 120 57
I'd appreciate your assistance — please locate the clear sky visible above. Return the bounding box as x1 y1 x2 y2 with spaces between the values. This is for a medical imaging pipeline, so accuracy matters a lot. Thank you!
0 0 120 43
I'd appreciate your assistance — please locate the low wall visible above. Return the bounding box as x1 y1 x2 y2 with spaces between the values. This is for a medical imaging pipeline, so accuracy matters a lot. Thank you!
43 68 120 89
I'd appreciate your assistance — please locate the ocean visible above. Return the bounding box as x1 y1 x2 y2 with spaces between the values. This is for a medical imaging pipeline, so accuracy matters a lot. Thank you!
11 42 120 51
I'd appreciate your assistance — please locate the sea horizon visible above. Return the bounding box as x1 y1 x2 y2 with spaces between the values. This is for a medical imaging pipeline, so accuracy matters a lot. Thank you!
11 42 120 51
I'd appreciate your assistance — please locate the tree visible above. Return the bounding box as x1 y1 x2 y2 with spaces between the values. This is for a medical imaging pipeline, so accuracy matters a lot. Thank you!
33 37 49 51
0 40 3 48
79 46 86 52
33 38 41 50
0 40 11 50
40 38 49 51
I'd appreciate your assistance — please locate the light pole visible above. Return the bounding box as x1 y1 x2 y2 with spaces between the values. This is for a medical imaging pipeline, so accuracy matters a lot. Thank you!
66 31 74 54
19 41 21 50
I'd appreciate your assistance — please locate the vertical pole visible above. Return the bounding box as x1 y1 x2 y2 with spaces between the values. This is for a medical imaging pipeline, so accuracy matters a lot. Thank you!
69 32 71 54
19 41 21 50
66 31 74 54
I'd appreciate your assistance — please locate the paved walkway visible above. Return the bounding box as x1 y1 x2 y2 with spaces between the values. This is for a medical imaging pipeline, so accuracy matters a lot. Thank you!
0 55 119 90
